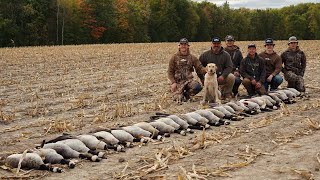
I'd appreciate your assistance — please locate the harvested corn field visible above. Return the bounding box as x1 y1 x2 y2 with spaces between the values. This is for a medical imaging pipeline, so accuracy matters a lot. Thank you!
1 41 320 179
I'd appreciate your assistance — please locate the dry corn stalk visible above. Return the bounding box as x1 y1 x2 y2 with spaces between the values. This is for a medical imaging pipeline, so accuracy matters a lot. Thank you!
191 128 207 151
44 119 74 134
292 169 314 180
221 155 256 171
179 164 208 180
143 148 171 174
304 118 320 130
317 153 320 166
280 102 290 116
0 110 15 122
248 117 273 129
16 149 28 175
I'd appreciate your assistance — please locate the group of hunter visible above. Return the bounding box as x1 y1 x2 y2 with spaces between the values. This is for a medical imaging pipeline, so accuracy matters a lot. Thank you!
168 36 306 102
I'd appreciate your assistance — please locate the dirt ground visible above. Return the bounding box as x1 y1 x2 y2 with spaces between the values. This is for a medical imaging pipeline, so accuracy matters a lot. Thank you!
0 40 320 180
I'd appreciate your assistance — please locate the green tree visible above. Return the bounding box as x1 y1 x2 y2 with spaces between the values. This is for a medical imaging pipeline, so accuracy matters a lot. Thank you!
308 4 320 39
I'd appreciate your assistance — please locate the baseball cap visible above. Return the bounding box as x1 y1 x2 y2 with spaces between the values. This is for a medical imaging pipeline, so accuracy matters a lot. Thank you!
212 37 221 43
265 38 274 45
248 43 256 48
225 35 234 41
179 38 189 44
288 36 298 44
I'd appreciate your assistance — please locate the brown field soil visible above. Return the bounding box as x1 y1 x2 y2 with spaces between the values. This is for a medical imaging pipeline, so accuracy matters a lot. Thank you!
0 40 320 180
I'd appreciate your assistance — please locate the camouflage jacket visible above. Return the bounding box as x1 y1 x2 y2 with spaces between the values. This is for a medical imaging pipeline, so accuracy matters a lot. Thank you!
281 47 306 76
168 51 206 84
240 53 266 83
224 45 243 72
259 51 282 77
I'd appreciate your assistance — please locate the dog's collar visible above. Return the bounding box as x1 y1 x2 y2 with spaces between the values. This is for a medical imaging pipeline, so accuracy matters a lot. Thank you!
207 72 216 75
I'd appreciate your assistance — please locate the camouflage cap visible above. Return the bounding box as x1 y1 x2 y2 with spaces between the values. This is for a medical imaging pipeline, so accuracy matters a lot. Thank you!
225 35 235 41
179 38 189 44
248 42 256 48
288 36 298 44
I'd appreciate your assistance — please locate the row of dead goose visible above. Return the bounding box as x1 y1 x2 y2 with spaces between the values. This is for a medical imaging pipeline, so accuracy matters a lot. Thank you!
4 88 302 173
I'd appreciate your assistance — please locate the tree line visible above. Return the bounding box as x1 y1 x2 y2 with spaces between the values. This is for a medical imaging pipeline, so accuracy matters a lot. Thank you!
0 0 319 47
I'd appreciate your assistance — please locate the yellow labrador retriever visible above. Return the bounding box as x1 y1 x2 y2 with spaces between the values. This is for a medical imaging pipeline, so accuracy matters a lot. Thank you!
201 63 221 105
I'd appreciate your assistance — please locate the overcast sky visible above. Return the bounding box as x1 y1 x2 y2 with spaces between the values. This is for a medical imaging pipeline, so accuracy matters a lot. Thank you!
192 0 320 9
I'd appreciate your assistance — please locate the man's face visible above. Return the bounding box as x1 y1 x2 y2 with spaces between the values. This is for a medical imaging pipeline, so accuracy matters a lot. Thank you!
226 40 234 47
265 44 274 51
179 43 189 52
289 42 298 50
212 42 221 52
248 47 256 56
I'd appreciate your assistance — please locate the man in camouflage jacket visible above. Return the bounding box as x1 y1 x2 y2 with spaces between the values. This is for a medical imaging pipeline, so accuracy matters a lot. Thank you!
240 43 267 96
259 38 283 91
224 35 243 97
281 36 306 92
168 38 206 101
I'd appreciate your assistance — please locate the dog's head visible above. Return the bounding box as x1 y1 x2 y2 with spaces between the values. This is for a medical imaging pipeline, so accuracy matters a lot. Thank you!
206 63 217 75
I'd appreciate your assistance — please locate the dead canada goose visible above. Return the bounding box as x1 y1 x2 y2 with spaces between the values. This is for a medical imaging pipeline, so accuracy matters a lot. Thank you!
111 129 145 145
222 105 236 114
178 114 209 130
57 139 105 157
92 131 125 152
185 112 209 125
6 153 63 172
285 88 300 96
239 99 261 113
205 108 225 118
235 101 250 112
226 102 245 112
133 122 160 139
194 110 222 126
278 89 296 99
267 93 282 104
179 114 199 125
43 143 101 162
223 103 251 117
167 115 190 130
256 96 274 107
261 95 277 106
93 131 119 145
155 117 188 135
247 97 266 109
77 135 108 151
33 148 76 168
212 106 243 120
149 121 175 134
270 91 288 101
156 118 180 130
213 106 232 116
121 125 152 138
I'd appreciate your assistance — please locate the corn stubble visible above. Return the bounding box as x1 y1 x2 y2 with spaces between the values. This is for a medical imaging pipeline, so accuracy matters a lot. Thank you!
0 41 320 178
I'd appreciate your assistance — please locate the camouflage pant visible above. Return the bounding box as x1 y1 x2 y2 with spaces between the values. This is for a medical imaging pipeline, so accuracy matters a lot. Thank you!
242 78 267 96
173 80 202 101
284 71 305 92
